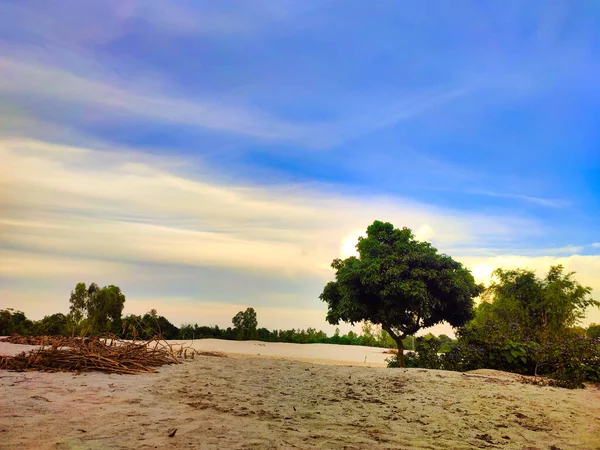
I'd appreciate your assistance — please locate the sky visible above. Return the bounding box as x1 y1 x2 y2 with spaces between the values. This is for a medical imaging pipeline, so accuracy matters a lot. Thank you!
1 0 599 336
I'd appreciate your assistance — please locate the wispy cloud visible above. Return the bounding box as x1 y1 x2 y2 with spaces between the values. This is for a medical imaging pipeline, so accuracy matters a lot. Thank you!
467 189 569 208
0 57 311 141
0 138 542 277
1 1 597 332
0 53 474 149
2 138 597 328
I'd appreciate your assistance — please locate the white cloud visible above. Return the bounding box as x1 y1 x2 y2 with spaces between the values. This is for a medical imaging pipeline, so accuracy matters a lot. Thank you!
339 230 363 258
3 138 597 330
415 224 435 242
1 139 541 279
0 249 131 280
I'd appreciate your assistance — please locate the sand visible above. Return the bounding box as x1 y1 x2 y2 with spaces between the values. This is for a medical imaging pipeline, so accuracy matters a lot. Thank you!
1 340 599 449
182 339 394 366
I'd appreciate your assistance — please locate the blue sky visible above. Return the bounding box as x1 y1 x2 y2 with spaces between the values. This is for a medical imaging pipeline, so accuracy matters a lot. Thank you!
1 1 599 333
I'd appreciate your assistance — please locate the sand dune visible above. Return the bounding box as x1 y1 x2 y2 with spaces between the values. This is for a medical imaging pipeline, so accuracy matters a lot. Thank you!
1 340 599 449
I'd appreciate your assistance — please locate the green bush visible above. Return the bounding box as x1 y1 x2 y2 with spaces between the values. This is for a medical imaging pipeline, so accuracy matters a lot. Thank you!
388 335 444 370
386 356 401 368
535 334 600 388
437 326 599 389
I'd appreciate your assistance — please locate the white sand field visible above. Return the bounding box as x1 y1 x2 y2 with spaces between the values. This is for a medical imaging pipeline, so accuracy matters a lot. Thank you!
1 339 599 449
180 339 394 366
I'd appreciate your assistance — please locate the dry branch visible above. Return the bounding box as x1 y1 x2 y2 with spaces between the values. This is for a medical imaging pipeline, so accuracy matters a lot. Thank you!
0 335 190 374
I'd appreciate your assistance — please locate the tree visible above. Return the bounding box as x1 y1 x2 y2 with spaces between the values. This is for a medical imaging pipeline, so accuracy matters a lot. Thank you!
68 282 126 335
360 321 378 346
587 323 600 340
0 309 34 335
69 282 88 325
482 266 598 344
437 334 455 353
377 329 396 348
87 285 126 334
37 313 69 336
122 310 179 340
320 221 482 367
232 307 258 339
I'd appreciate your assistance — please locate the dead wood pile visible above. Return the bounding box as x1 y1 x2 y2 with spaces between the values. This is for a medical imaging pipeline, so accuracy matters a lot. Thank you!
0 335 84 346
0 335 186 374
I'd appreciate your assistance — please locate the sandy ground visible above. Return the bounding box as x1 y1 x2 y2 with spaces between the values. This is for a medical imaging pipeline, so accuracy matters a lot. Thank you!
181 339 394 367
0 339 395 365
1 340 599 449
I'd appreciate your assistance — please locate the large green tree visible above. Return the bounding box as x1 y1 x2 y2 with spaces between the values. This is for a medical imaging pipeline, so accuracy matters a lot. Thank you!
68 282 126 335
479 265 598 343
320 221 483 366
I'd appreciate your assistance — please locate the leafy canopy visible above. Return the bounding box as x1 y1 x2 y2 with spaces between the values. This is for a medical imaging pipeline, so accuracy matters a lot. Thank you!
69 282 126 335
320 221 483 344
232 307 258 339
478 265 598 343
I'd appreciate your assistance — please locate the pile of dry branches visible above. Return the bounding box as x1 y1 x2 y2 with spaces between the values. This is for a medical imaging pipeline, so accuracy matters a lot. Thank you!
0 335 83 346
0 335 186 374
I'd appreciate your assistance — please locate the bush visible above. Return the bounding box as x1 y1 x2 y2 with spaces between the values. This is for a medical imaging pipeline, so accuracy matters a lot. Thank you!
386 356 401 368
387 335 443 370
442 322 539 374
535 334 600 388
0 309 35 336
437 326 600 389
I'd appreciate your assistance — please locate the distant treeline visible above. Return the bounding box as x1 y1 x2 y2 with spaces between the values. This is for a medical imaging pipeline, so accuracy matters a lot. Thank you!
0 304 457 351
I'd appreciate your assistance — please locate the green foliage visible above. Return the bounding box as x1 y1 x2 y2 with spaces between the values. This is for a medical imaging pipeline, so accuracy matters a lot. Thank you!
68 282 88 324
36 313 70 336
402 336 415 351
378 329 396 348
442 266 599 388
405 335 443 369
437 334 455 353
86 284 126 334
360 322 378 346
68 282 126 335
534 333 600 388
386 356 401 368
441 320 540 374
483 265 597 344
587 323 600 339
0 309 35 335
121 310 179 340
232 307 258 340
320 220 482 366
388 334 454 368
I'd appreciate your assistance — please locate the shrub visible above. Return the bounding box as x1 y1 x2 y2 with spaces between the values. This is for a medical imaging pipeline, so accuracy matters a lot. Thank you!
386 356 401 368
535 334 600 388
388 335 443 370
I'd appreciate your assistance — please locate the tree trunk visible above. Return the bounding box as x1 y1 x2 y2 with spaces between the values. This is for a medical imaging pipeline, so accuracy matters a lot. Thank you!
383 325 406 367
394 335 406 367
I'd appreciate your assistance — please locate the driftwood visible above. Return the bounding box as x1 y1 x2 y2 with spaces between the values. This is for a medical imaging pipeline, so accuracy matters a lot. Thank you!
0 334 214 375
